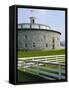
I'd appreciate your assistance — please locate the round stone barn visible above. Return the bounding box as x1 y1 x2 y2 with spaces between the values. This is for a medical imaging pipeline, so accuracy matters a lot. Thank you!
18 17 61 50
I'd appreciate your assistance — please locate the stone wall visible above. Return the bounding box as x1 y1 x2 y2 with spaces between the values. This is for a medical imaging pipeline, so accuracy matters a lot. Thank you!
18 30 60 50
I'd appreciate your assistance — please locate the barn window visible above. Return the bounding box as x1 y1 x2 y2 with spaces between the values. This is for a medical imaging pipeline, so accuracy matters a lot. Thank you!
46 43 48 47
33 42 36 47
44 35 46 39
52 37 55 43
25 43 27 48
24 35 27 39
52 44 55 49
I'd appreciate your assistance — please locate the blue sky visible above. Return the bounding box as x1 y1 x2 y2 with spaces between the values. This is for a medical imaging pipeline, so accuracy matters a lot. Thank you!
18 8 65 41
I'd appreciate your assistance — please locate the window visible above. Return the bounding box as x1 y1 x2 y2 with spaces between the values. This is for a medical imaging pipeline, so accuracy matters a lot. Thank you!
31 24 39 29
40 25 46 29
52 37 55 43
52 44 55 49
23 24 30 28
44 35 46 39
25 43 27 48
33 42 36 47
24 35 27 39
46 43 48 47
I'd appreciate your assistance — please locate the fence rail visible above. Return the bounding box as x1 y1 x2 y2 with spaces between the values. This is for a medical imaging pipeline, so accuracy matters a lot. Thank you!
18 55 65 80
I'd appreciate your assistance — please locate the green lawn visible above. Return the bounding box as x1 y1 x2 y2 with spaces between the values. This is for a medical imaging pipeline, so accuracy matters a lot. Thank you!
18 49 65 58
18 62 65 81
23 63 65 79
18 49 65 81
18 70 46 82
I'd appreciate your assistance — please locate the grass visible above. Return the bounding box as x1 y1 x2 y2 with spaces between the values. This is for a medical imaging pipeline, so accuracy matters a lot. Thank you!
25 64 65 75
18 49 65 81
18 63 65 81
18 70 46 82
26 65 64 79
18 49 65 58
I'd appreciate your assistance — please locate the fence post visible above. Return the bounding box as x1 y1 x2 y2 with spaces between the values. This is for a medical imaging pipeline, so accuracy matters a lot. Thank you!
45 57 47 66
58 64 61 80
23 61 26 72
56 55 58 63
32 58 34 61
37 61 39 75
56 55 61 80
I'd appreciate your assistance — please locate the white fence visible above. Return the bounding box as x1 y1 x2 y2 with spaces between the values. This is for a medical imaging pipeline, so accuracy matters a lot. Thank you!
18 55 65 80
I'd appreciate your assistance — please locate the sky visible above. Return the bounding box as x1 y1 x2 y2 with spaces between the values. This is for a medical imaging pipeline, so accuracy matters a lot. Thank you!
18 8 65 41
